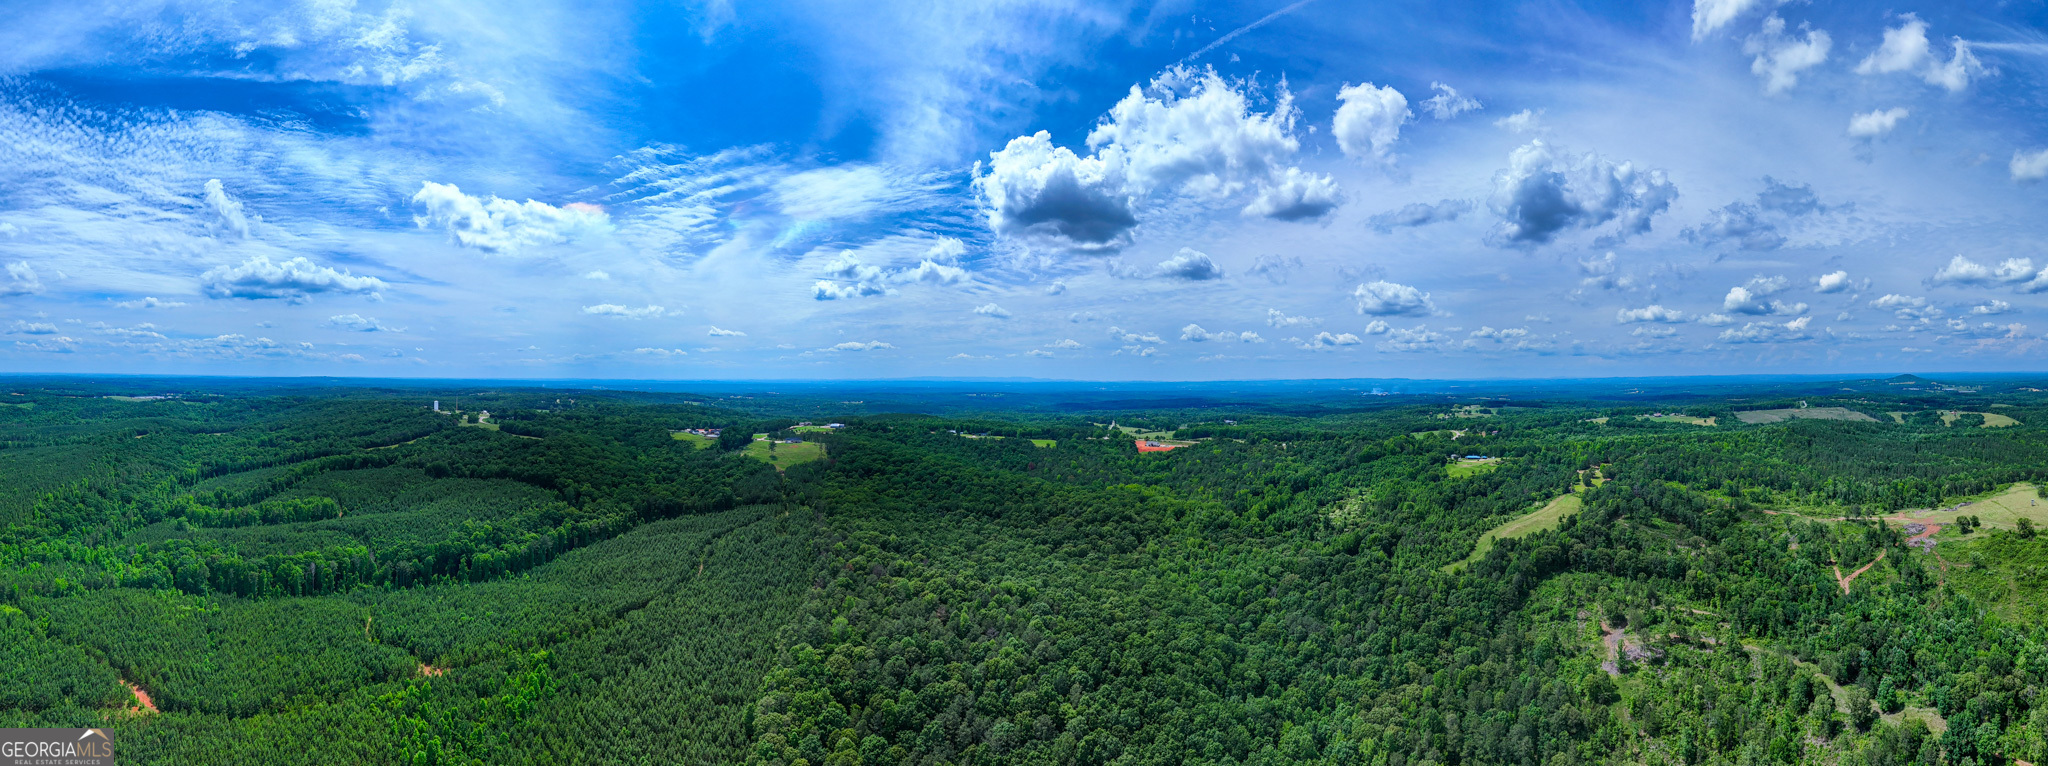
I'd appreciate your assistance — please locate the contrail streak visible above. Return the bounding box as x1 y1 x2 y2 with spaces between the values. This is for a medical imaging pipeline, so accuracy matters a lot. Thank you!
1182 0 1321 64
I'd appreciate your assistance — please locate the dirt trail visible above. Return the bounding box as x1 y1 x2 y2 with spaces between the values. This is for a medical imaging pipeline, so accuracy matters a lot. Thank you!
125 681 158 713
1906 523 1941 543
1834 551 1887 593
1600 621 1624 676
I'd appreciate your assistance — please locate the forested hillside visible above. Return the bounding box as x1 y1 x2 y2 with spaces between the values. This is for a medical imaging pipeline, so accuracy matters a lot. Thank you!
0 379 2044 765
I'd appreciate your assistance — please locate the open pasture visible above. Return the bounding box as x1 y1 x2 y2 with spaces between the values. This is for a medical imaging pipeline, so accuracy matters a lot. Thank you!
1733 406 1878 424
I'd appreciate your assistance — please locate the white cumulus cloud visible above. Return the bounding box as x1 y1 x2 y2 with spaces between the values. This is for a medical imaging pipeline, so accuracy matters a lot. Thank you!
1333 82 1410 163
1744 16 1831 94
1854 15 1990 92
411 182 609 254
1489 141 1677 247
1848 108 1909 138
1150 248 1225 281
1813 270 1859 293
200 255 385 302
1930 254 2034 286
973 66 1339 248
1617 305 1687 323
1420 82 1482 120
1353 281 1436 317
2014 149 2048 183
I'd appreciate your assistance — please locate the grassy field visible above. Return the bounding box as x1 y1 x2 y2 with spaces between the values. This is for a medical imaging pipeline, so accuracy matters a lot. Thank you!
1733 407 1878 424
1444 491 1584 573
1943 482 2048 531
1937 484 2048 623
1637 414 1716 426
792 425 837 433
1939 410 2020 428
1030 439 1056 447
1440 405 1494 419
743 438 826 469
671 432 715 449
1447 458 1499 478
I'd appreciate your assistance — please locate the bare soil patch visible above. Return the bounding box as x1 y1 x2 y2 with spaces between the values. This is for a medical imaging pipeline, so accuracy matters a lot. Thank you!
125 681 158 713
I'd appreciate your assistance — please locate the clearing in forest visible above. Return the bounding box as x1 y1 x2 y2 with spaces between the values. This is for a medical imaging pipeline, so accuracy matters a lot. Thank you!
743 437 825 469
1939 410 2020 428
1733 407 1878 424
1935 482 2048 532
1029 439 1057 447
1444 491 1583 573
670 432 715 448
1447 457 1500 478
125 681 158 713
1637 414 1717 426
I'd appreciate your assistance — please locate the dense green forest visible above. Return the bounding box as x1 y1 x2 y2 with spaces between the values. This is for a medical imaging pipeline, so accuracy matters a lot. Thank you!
0 376 2045 765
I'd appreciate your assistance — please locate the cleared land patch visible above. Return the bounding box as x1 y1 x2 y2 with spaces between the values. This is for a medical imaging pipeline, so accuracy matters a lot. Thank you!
671 432 715 449
1939 409 2019 428
1447 457 1500 478
1733 406 1878 424
1445 492 1583 573
743 438 825 469
1637 414 1716 426
1029 439 1057 447
1940 482 2048 532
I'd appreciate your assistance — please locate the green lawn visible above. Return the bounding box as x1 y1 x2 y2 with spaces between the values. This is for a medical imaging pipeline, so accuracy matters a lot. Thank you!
1444 492 1584 573
671 432 715 449
1447 458 1499 478
743 438 826 469
792 425 837 433
1030 439 1057 448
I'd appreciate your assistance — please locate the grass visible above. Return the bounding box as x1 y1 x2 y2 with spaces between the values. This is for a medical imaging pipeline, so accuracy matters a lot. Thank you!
1439 405 1494 419
792 425 836 433
1940 482 2048 532
1030 439 1057 448
1447 458 1499 478
1732 406 1878 424
671 432 715 449
1939 410 2020 428
742 438 826 470
1444 491 1584 573
1945 531 2048 624
1636 415 1716 426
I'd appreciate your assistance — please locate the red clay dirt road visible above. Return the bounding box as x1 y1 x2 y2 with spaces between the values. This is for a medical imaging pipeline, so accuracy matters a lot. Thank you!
1834 551 1887 594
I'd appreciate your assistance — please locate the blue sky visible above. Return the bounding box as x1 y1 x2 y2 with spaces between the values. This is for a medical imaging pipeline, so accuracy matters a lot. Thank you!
1 0 2046 379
